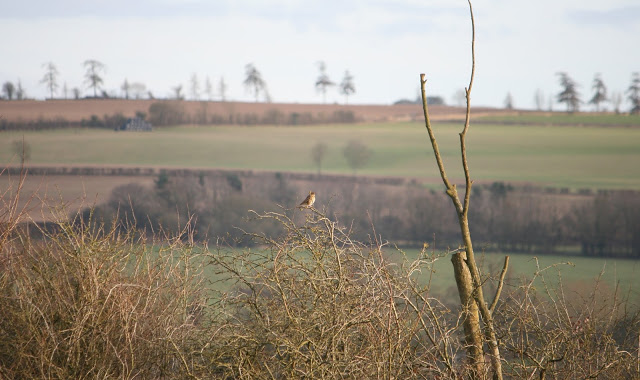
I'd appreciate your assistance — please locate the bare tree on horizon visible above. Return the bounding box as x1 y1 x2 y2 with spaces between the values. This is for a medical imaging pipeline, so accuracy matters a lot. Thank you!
315 61 335 104
611 91 623 113
219 77 227 101
2 82 15 100
244 63 267 102
190 73 200 100
589 73 607 112
15 80 25 100
40 62 59 99
504 91 514 109
83 59 106 98
556 72 581 113
339 70 356 105
205 76 213 101
626 72 640 114
534 88 544 111
172 84 184 100
121 79 130 99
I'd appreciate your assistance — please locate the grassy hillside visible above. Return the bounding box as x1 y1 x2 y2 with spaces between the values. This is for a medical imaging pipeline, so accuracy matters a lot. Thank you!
2 121 640 189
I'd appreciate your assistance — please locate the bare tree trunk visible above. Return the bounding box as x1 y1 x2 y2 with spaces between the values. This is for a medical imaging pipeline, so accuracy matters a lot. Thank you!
419 1 505 379
451 250 485 376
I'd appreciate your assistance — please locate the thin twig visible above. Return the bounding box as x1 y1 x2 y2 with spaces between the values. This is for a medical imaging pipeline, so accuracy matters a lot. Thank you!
489 255 509 314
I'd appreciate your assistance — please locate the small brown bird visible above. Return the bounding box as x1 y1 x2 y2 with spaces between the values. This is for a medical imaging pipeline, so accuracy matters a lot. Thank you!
298 191 316 208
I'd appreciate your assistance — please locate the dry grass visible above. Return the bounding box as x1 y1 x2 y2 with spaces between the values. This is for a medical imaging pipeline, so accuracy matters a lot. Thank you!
0 219 211 378
0 169 211 378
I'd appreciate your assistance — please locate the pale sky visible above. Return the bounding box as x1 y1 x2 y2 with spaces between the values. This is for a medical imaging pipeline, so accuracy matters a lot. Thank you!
1 0 639 109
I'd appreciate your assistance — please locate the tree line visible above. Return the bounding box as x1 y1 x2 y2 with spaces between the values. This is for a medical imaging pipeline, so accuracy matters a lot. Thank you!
0 102 359 131
4 60 639 113
81 172 640 258
1 60 356 104
523 72 640 114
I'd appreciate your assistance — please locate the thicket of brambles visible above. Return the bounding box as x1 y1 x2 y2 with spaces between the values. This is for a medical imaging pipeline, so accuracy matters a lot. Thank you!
1 170 638 378
83 172 640 258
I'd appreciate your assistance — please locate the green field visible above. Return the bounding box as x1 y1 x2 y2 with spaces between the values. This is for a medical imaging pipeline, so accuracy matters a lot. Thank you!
2 121 640 189
386 248 640 298
477 113 640 126
205 246 640 301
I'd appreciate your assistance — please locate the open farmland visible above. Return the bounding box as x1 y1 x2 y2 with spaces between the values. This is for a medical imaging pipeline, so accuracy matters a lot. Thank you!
2 121 640 190
477 112 640 127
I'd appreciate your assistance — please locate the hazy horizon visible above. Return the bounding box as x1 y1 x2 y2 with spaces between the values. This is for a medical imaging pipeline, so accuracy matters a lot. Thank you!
1 0 639 110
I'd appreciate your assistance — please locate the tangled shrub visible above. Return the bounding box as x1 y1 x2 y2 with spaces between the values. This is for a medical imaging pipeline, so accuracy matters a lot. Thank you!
0 214 210 379
496 260 640 379
203 209 640 379
205 209 462 378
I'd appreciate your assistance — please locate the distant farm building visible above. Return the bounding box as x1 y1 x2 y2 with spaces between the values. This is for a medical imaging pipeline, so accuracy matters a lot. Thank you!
119 117 152 132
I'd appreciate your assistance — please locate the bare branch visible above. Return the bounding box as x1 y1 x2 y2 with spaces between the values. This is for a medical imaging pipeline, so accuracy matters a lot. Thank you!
420 77 455 192
460 0 476 217
489 255 509 314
